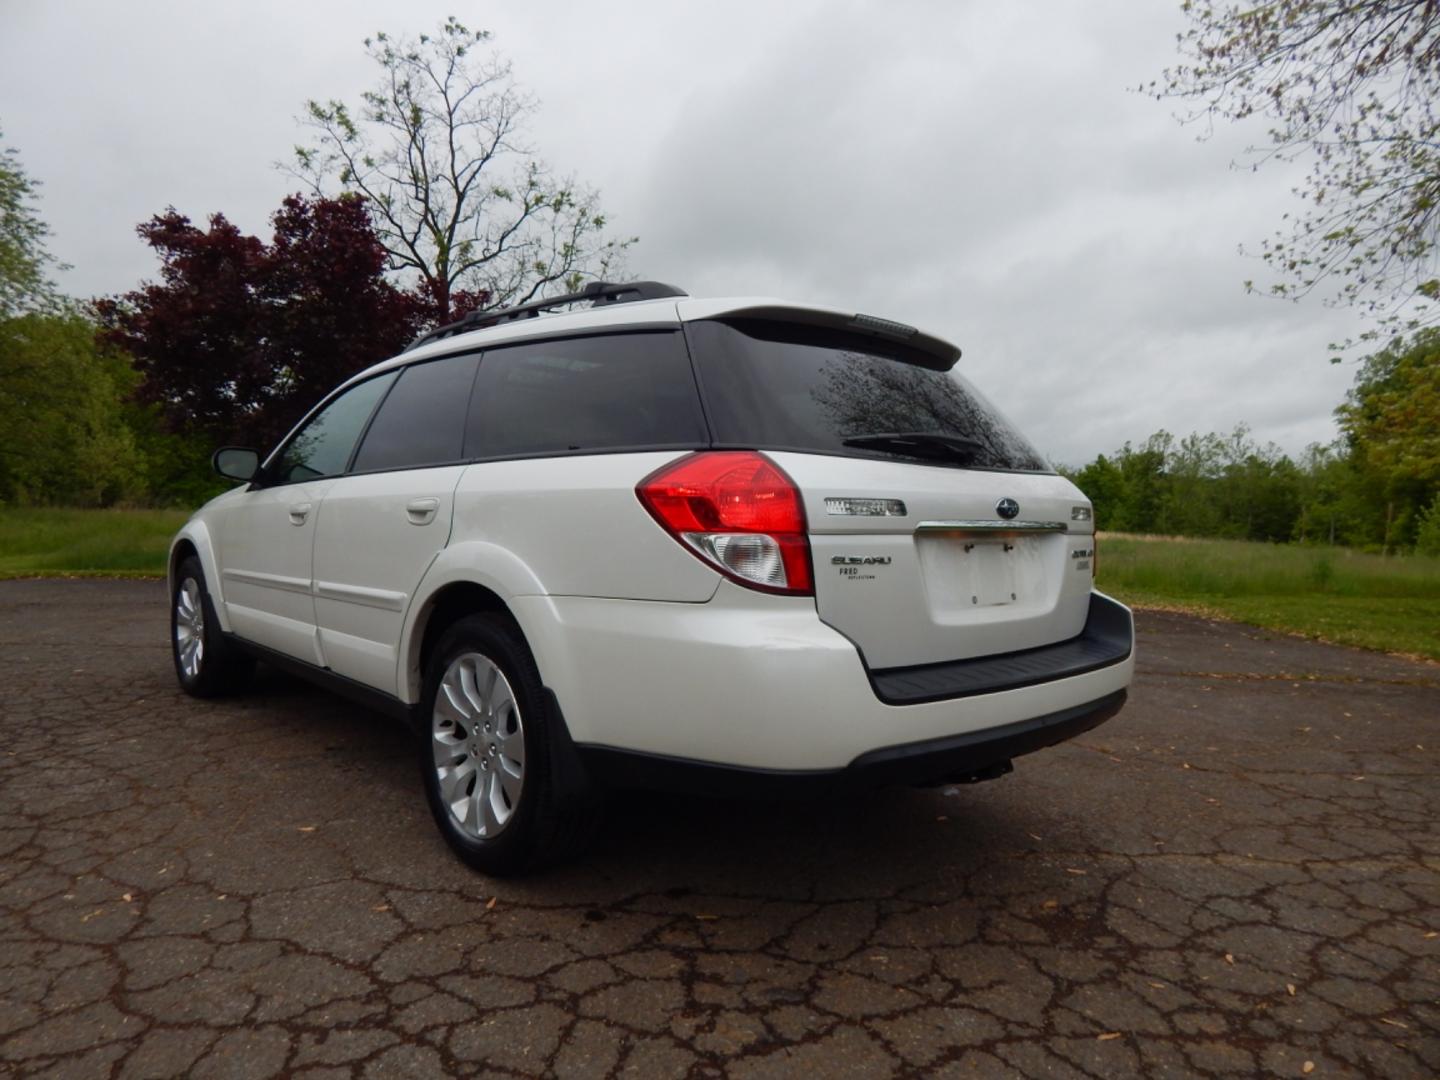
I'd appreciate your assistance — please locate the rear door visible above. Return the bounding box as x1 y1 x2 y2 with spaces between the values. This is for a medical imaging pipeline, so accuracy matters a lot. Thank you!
685 317 1096 669
311 352 480 693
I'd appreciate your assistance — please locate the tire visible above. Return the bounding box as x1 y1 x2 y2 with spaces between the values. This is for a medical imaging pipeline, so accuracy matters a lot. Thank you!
171 555 255 697
420 612 601 876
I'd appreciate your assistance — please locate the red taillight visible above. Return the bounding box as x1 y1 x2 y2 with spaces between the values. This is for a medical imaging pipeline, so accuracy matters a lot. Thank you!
637 451 813 595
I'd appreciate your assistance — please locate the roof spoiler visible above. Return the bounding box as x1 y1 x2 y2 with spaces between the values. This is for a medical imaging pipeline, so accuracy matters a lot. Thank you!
704 303 962 370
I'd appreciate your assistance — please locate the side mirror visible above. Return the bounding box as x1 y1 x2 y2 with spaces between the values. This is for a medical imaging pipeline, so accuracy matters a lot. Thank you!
213 447 260 482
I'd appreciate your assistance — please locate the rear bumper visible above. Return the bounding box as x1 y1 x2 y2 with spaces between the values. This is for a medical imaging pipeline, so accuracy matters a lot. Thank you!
869 592 1133 704
512 584 1135 775
577 689 1127 798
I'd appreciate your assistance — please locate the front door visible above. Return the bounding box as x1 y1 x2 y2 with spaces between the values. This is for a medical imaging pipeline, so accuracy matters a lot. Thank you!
214 371 397 663
217 478 336 663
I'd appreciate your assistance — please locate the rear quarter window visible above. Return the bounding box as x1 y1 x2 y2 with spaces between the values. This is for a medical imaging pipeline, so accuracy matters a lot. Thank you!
685 319 1051 473
465 331 709 458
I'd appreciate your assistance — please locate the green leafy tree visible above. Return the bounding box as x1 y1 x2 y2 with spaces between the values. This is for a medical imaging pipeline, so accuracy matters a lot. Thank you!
1160 430 1227 536
1335 328 1440 548
1153 2 1440 334
1292 442 1353 544
1415 493 1440 555
1076 426 1305 543
290 17 632 323
1072 453 1124 530
0 130 65 317
0 314 146 506
1111 433 1173 533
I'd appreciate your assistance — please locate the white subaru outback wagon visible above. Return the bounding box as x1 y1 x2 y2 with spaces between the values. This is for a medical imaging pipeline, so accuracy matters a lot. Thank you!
169 281 1134 874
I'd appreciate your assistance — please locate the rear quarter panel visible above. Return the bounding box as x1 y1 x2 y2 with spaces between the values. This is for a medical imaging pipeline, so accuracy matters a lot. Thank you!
397 452 722 701
446 453 721 601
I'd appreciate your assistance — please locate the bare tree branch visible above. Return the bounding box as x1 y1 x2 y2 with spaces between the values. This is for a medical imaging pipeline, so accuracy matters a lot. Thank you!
283 17 633 323
1149 0 1440 346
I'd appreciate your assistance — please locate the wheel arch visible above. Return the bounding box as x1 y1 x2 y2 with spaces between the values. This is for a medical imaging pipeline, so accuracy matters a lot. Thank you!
398 541 549 704
168 521 231 632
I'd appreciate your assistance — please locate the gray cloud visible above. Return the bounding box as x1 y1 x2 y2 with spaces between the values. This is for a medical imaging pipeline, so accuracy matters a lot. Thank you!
0 0 1362 464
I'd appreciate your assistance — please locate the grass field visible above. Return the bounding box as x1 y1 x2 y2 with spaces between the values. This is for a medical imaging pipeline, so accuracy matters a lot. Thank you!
1 509 1437 661
0 508 186 579
1098 534 1440 661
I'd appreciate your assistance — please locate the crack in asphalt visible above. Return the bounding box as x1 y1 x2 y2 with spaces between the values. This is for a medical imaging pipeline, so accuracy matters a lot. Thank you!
0 583 1436 1078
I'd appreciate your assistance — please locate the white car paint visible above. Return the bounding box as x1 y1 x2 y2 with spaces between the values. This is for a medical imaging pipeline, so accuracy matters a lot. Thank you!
513 582 1133 770
171 292 1131 773
311 464 468 690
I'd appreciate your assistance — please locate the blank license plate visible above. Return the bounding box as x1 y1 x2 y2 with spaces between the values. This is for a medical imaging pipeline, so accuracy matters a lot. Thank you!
968 541 1016 606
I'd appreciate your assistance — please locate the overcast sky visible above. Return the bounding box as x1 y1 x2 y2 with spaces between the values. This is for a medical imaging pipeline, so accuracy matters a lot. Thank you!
1 0 1363 465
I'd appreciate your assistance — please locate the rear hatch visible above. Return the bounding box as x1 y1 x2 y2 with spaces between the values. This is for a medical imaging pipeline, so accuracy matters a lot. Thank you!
683 313 1096 670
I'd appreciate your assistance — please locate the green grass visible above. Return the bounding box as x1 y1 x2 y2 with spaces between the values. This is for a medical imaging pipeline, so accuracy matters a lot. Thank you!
1099 535 1440 660
2 509 1437 662
0 507 188 579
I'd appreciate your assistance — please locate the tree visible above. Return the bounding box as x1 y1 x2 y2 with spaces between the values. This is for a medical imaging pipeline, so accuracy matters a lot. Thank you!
290 17 632 324
0 313 146 506
0 130 65 318
97 194 422 450
1335 327 1440 548
1154 2 1440 333
1072 453 1125 530
1112 433 1173 533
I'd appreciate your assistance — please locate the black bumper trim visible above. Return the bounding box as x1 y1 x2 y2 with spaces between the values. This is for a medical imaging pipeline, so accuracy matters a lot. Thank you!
575 689 1128 799
867 592 1134 705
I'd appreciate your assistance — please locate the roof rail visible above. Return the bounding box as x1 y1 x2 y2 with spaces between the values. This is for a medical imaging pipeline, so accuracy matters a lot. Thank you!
405 280 688 352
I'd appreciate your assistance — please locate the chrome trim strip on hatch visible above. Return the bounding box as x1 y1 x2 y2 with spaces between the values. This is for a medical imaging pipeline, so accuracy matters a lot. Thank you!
915 520 1069 533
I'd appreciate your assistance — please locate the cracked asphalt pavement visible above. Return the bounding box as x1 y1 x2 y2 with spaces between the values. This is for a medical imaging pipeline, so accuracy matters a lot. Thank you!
1 579 1437 1078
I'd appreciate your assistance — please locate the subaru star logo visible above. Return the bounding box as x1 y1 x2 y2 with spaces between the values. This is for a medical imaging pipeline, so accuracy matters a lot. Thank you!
996 497 1020 520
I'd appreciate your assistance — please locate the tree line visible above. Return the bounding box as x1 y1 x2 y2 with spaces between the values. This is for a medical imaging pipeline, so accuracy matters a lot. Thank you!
1063 329 1440 555
1 19 625 507
1 8 1438 556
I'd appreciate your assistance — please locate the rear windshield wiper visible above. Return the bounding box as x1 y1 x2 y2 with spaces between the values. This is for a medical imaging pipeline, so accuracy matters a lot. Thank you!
841 431 985 465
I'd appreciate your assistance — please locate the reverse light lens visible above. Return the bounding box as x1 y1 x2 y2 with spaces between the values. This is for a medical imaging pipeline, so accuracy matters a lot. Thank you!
637 452 813 595
1071 505 1092 521
684 533 786 587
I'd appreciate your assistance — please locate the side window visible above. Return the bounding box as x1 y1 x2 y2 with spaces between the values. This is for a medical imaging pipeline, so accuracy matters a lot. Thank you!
271 372 397 483
351 353 480 472
465 332 708 458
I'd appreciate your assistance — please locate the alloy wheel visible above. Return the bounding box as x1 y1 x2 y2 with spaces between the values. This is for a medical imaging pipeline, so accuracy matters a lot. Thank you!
432 652 526 839
174 577 205 680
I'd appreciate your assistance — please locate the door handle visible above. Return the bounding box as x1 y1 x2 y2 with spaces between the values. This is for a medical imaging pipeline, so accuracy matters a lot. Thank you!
288 502 312 526
406 497 440 525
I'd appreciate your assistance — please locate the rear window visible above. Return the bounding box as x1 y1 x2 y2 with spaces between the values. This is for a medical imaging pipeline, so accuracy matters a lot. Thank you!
466 331 708 458
686 319 1051 473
